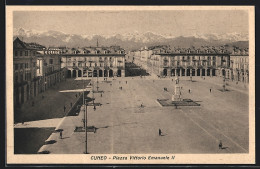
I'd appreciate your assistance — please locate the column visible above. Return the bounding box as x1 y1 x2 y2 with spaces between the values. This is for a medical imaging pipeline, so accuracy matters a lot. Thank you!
195 69 198 76
200 69 202 77
167 69 171 77
210 69 212 77
18 87 21 105
35 82 38 97
180 69 182 77
121 69 125 77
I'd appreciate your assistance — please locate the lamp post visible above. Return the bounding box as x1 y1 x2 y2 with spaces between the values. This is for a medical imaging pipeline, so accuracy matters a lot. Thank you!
83 101 101 154
84 102 87 154
82 79 85 128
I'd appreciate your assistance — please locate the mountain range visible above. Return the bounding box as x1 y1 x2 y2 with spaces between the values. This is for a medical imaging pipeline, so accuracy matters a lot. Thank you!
13 28 249 51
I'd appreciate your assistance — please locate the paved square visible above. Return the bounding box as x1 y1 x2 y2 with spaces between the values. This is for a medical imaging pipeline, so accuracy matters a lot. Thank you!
43 76 248 154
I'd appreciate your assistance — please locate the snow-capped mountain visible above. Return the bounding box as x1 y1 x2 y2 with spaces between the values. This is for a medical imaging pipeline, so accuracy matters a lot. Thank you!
13 28 249 51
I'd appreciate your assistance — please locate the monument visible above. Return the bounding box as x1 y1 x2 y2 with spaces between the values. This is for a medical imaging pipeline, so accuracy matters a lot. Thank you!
172 76 183 101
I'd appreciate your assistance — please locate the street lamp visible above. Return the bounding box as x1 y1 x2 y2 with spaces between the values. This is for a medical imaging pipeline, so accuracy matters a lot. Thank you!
83 100 101 154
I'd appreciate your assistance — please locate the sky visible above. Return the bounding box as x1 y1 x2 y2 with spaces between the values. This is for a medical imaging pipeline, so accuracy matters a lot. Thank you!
13 10 249 36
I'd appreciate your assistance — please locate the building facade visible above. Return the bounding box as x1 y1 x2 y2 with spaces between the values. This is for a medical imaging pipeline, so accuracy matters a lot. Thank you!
61 46 126 78
13 38 66 106
135 46 231 78
230 48 249 83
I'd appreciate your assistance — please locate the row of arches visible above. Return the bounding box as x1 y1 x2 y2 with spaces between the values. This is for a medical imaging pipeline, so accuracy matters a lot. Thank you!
67 69 122 78
162 68 216 77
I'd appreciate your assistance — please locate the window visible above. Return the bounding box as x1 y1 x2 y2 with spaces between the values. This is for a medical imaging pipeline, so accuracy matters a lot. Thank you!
49 59 53 64
20 63 23 69
15 74 18 83
15 51 18 56
20 74 23 82
20 51 23 56
25 51 28 56
15 64 18 70
25 63 28 68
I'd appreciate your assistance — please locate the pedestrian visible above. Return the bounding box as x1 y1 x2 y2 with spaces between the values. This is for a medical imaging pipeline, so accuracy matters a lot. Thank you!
188 89 191 93
219 140 222 149
93 106 96 111
175 105 178 109
153 80 154 83
64 106 66 112
60 131 63 139
101 93 102 97
110 83 112 86
126 81 127 84
210 88 212 93
75 94 77 98
159 129 162 136
172 79 173 82
71 102 72 107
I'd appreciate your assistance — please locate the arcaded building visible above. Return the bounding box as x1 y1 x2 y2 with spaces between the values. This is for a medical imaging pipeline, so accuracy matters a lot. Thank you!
61 46 126 78
147 47 231 78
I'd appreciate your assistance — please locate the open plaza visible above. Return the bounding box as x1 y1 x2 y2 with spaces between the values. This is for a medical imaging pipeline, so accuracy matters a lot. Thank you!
14 73 249 154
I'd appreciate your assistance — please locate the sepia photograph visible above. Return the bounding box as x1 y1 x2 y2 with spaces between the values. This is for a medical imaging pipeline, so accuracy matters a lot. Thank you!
6 6 255 164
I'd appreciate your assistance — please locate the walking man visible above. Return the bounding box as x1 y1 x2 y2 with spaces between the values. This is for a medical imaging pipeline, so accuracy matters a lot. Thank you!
159 129 162 136
60 131 63 139
210 88 212 93
219 140 222 149
188 89 191 93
